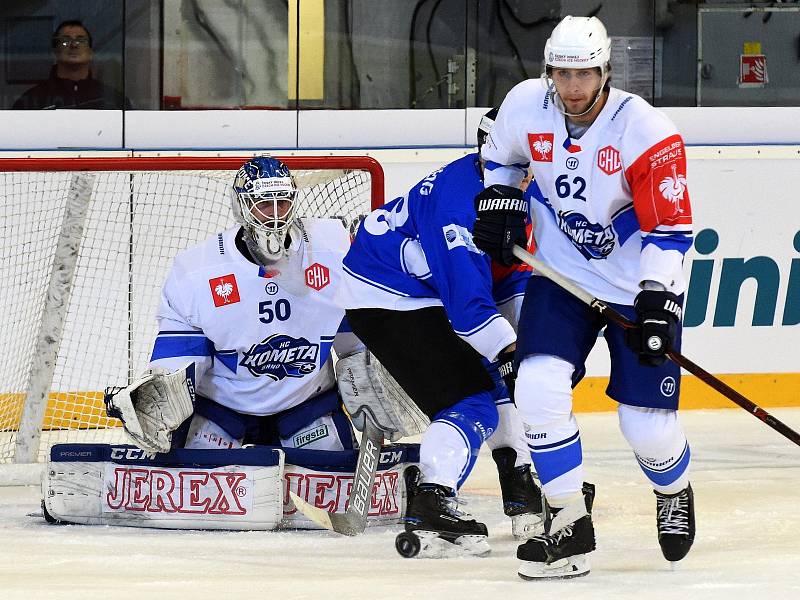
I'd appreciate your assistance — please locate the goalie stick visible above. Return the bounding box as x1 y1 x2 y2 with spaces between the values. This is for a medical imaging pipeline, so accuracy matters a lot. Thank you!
290 417 384 535
511 244 800 448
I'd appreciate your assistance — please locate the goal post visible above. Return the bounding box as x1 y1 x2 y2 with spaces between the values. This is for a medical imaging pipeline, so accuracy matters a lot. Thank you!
0 155 383 483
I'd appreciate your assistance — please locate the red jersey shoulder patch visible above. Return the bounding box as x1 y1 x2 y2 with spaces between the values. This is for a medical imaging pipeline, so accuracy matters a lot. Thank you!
528 133 554 162
625 134 692 232
305 263 330 291
209 274 241 307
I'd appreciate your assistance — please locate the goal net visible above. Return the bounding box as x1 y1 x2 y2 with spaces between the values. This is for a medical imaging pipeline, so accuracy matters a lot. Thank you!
0 155 383 473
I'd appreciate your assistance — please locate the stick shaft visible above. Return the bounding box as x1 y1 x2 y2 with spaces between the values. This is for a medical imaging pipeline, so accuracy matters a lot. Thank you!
511 245 800 447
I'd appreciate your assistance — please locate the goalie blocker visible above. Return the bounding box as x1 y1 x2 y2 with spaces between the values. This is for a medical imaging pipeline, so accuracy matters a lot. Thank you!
335 348 429 442
43 442 419 531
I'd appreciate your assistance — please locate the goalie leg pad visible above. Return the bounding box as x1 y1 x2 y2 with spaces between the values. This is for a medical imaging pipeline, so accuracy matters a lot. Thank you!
336 349 429 442
43 444 284 530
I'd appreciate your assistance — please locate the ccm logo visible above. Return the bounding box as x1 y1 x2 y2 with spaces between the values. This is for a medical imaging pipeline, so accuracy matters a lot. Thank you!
110 447 154 460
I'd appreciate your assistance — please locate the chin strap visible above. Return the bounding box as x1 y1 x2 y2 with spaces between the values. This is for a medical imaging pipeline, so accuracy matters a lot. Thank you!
547 71 609 119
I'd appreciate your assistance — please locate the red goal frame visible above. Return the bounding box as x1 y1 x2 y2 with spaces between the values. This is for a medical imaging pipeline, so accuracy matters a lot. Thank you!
0 155 385 210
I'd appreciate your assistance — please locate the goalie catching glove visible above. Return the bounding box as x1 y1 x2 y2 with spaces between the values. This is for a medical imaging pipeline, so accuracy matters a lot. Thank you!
473 185 529 266
104 363 196 454
336 350 429 442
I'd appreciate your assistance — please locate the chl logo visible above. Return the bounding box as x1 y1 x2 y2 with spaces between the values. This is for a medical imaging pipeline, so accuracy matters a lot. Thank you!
240 333 318 380
597 145 622 175
305 263 330 291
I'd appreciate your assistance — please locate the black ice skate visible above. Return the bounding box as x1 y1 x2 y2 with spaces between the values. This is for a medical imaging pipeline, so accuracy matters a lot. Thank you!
517 489 596 580
395 466 490 558
492 447 544 539
655 484 695 562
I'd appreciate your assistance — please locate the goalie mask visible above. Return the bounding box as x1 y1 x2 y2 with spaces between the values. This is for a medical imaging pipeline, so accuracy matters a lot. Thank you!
231 156 298 263
543 16 611 118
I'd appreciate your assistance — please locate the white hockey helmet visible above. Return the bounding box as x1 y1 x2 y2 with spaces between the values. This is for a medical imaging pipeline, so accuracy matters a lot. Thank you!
543 16 612 118
544 16 611 71
231 155 298 263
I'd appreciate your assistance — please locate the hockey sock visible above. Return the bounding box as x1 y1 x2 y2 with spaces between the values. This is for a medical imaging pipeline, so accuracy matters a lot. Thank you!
618 405 691 495
516 355 584 505
485 393 530 468
419 390 498 490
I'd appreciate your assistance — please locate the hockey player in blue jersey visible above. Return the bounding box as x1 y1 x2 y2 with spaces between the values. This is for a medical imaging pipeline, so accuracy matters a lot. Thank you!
106 156 363 454
339 110 543 557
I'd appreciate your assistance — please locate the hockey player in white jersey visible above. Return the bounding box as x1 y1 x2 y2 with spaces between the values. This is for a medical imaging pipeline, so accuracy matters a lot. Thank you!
340 111 544 557
472 16 695 579
106 156 361 454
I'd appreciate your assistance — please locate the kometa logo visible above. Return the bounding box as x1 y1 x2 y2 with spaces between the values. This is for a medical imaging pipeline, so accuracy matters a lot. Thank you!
240 334 318 380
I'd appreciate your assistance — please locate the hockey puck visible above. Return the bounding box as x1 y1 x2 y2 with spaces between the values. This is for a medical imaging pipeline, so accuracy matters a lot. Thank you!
395 531 421 558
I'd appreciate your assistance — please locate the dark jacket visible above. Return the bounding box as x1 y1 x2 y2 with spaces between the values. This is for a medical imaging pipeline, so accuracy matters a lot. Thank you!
12 66 131 110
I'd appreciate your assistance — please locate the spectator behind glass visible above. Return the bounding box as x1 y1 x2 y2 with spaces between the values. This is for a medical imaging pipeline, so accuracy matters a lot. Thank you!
12 20 131 110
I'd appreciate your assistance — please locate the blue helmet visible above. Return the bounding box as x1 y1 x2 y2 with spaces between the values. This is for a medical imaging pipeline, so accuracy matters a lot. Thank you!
231 156 298 261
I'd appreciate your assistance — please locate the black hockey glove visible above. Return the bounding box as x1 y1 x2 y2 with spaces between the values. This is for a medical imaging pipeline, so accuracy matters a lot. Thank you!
625 290 682 367
473 185 528 266
496 347 517 400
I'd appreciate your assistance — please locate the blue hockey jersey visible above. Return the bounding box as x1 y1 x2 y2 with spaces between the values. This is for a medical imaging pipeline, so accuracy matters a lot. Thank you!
339 153 530 361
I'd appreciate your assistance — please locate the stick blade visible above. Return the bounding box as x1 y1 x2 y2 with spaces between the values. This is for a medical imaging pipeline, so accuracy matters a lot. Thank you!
289 491 362 536
288 420 385 537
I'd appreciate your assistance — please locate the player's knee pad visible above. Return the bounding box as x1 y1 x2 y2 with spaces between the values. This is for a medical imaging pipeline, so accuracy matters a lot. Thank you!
434 389 499 446
515 354 574 428
617 405 686 456
421 391 498 489
184 414 242 450
419 420 473 490
618 404 691 493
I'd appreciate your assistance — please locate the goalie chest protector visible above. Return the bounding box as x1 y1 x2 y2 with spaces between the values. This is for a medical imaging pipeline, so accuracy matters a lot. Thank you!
151 218 351 415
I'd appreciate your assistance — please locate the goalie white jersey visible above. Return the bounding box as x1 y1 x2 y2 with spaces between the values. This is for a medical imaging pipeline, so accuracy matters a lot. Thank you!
149 218 355 416
483 81 693 304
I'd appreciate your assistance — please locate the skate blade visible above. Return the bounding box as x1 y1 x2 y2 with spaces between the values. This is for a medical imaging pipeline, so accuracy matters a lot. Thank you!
511 512 545 540
413 531 491 559
518 555 590 580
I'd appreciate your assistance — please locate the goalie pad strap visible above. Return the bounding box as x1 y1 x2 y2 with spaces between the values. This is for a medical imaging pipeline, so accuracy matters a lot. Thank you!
336 350 429 442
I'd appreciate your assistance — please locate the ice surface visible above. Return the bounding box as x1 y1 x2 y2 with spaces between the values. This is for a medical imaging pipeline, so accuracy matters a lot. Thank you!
2 408 799 600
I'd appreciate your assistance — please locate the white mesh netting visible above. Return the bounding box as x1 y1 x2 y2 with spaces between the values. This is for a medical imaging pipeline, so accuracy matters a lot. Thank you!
0 158 377 463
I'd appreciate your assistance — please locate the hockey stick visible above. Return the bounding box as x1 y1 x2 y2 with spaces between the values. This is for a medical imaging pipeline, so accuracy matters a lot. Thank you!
289 418 383 535
512 244 800 448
